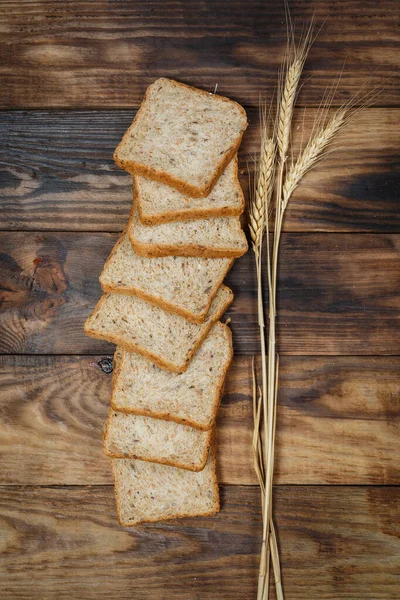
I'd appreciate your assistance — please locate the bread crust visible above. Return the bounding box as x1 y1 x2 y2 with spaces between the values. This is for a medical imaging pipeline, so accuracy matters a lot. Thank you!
111 442 220 527
135 156 245 225
113 78 247 199
83 288 233 374
103 409 212 472
130 238 247 259
100 233 234 324
110 324 233 431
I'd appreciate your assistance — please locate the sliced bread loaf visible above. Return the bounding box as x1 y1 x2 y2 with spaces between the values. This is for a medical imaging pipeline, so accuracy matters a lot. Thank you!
84 285 233 373
114 78 247 198
129 203 248 258
103 410 212 471
112 322 232 430
100 231 233 324
112 443 219 526
136 156 244 225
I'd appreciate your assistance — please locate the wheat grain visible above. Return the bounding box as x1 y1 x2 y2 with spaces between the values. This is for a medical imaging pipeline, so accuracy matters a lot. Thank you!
282 109 347 210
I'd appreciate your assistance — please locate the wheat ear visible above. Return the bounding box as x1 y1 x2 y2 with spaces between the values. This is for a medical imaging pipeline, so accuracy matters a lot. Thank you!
258 137 276 221
282 109 347 210
277 57 303 161
249 136 275 253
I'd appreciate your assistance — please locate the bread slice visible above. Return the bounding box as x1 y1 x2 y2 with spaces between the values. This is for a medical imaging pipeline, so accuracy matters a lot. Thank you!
84 285 233 373
112 322 232 430
112 443 219 526
129 202 248 258
114 78 247 198
136 156 244 225
103 409 212 471
100 231 233 324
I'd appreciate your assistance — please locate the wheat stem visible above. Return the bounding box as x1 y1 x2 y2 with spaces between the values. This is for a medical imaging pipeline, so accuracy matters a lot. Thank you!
250 127 281 600
252 359 283 600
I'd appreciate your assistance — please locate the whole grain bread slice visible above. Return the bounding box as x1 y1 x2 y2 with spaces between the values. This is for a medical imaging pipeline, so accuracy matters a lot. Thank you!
114 78 247 198
129 202 248 258
100 231 233 324
136 156 244 225
112 322 232 430
84 285 233 373
112 443 219 526
103 409 212 471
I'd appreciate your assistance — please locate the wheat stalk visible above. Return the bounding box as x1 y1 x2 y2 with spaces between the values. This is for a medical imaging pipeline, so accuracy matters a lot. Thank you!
249 112 281 600
256 32 312 600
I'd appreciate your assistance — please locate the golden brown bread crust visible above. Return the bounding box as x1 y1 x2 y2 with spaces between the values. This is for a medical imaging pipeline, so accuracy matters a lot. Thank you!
137 197 243 225
99 233 234 324
103 409 212 471
135 156 245 225
111 442 220 527
130 237 248 259
83 288 233 374
110 324 233 431
113 78 248 199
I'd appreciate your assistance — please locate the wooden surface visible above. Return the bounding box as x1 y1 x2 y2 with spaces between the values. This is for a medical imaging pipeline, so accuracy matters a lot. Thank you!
1 486 399 600
0 232 399 355
1 355 399 486
1 108 399 233
0 1 399 599
0 1 398 108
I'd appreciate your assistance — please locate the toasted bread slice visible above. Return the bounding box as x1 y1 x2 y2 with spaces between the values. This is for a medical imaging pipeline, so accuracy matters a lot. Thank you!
114 78 247 198
136 156 244 225
112 322 232 430
84 286 233 373
129 202 248 258
112 443 219 526
100 232 233 324
104 409 212 471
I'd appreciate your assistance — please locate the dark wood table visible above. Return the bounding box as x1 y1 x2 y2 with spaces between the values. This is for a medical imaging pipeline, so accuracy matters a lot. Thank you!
0 2 399 598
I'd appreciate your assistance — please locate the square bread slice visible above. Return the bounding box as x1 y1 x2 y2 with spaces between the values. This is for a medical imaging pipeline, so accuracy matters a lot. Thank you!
112 443 219 526
112 322 232 430
136 156 244 225
84 285 233 373
129 202 248 258
103 409 212 471
114 78 247 198
100 231 233 324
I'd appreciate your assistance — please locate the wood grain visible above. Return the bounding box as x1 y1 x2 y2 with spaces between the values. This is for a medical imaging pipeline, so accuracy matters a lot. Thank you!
0 232 398 355
0 108 398 233
0 485 399 599
1 354 399 486
0 1 397 108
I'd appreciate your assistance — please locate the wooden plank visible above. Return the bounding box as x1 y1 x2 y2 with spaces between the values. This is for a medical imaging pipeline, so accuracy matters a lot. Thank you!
0 108 399 233
1 354 399 486
0 1 398 108
0 232 399 356
0 485 398 599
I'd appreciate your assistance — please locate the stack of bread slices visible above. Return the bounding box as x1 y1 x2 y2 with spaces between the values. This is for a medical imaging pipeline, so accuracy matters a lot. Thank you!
84 78 248 526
